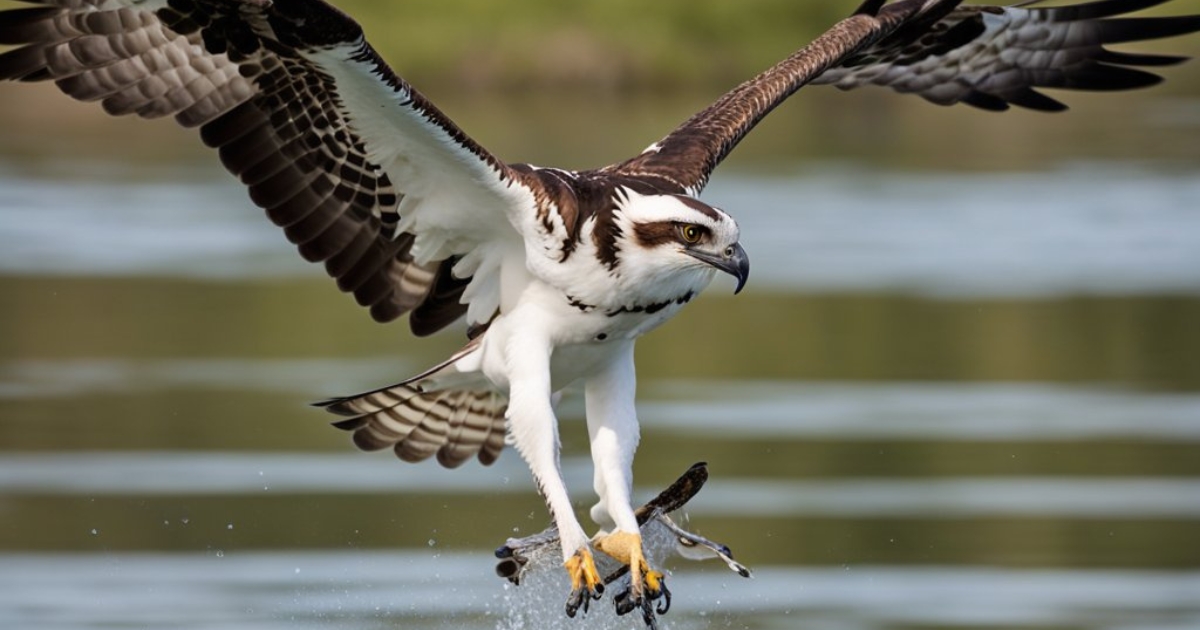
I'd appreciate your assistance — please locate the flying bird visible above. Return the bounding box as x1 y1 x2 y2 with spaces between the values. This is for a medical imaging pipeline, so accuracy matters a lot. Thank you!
2 0 1198 623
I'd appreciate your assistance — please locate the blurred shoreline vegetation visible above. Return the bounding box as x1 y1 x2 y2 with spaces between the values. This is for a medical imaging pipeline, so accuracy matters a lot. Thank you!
339 0 850 92
336 0 1200 93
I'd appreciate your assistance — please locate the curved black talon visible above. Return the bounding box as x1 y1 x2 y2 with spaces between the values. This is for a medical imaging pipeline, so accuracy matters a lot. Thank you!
654 579 672 615
564 582 604 619
613 576 669 628
565 589 586 618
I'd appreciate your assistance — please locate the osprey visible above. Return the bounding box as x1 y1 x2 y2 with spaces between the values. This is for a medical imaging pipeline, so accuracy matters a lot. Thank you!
2 0 1197 622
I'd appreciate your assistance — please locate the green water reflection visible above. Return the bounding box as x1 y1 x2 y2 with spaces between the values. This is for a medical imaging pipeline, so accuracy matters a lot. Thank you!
1 275 1197 573
2 276 1196 387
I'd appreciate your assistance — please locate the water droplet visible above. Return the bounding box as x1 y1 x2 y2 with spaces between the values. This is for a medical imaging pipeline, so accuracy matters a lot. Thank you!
89 528 98 536
427 539 436 547
227 523 234 530
181 517 190 525
215 550 224 558
294 568 301 575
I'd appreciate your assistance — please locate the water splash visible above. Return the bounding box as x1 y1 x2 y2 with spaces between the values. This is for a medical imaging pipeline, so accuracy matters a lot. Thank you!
497 519 682 630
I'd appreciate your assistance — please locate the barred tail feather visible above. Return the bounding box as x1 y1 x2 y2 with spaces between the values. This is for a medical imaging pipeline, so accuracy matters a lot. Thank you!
319 380 508 468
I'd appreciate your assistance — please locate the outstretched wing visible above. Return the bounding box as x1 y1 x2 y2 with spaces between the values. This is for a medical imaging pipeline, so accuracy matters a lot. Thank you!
610 0 1200 194
0 0 539 334
813 0 1200 111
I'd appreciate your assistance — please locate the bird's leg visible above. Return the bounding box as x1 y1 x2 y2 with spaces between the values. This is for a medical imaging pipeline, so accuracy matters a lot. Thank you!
513 405 604 616
583 344 669 624
514 418 603 616
502 327 602 617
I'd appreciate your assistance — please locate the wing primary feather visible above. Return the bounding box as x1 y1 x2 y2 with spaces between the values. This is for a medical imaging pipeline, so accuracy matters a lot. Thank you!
960 90 1012 111
0 7 64 45
1060 62 1165 90
1000 87 1067 112
1094 16 1200 45
0 0 517 332
1094 50 1189 67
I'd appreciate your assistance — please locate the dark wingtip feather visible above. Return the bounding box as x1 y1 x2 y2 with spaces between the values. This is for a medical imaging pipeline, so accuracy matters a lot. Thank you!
0 45 45 81
1097 15 1200 45
960 90 1012 111
313 396 357 415
0 6 59 45
1065 62 1165 91
1005 87 1068 112
1095 49 1189 67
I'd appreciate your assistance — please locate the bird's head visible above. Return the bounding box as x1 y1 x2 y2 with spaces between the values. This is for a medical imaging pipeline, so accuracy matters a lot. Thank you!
610 190 749 295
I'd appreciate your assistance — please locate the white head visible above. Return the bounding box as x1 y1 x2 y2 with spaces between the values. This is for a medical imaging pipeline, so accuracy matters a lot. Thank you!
607 189 749 298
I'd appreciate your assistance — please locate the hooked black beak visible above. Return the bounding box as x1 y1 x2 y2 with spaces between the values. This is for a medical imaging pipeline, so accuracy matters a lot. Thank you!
686 242 750 294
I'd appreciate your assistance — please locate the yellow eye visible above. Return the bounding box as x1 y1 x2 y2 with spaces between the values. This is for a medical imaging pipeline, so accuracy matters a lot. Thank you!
679 224 702 244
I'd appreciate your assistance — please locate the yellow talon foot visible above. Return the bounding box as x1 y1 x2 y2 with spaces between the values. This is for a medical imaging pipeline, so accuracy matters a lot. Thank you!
563 546 604 618
595 531 672 627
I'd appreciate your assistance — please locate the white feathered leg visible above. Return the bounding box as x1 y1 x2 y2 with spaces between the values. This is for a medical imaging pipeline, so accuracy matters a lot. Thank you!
585 341 641 534
500 320 602 616
584 341 668 618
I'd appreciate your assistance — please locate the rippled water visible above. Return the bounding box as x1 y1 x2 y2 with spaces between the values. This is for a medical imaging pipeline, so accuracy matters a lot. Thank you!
4 551 1198 630
3 164 1199 295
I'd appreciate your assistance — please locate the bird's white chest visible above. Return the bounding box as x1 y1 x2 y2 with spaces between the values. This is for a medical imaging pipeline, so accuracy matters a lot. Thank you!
569 299 689 343
473 280 690 392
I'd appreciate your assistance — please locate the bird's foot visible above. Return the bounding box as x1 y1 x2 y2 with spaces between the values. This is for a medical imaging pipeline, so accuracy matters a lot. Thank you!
595 531 670 627
563 545 604 618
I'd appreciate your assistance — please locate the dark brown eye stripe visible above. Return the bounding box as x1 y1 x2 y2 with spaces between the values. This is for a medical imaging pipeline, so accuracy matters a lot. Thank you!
633 221 711 247
632 221 679 247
